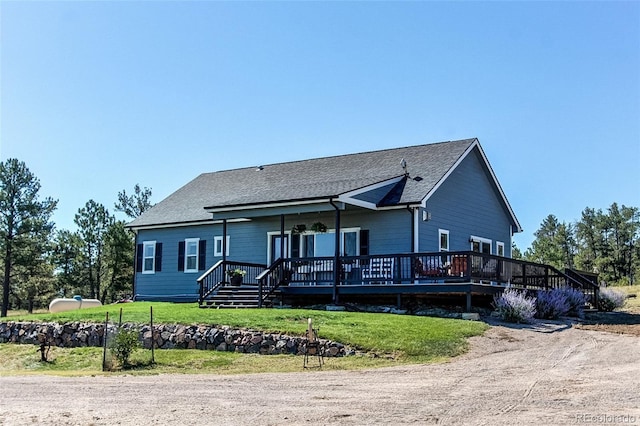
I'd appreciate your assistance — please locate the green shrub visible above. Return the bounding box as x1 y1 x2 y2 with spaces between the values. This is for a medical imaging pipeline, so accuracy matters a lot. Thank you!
598 287 626 312
109 328 140 367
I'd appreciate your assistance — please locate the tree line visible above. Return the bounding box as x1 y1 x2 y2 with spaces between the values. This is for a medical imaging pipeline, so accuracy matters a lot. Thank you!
0 158 152 317
514 203 640 286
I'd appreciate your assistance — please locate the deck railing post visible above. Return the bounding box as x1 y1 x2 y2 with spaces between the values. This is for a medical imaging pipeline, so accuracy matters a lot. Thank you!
545 267 549 291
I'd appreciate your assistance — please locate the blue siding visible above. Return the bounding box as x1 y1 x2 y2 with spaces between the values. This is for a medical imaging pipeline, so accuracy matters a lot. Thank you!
136 225 216 301
134 210 415 300
134 147 516 300
418 148 513 256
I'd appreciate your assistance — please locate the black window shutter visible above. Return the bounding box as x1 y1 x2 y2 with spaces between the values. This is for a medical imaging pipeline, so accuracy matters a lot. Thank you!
178 241 185 271
155 243 163 272
291 234 300 258
136 244 143 273
198 240 207 271
360 230 370 256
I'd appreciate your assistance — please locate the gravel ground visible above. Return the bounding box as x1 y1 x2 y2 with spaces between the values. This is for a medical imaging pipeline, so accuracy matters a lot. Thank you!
1 317 639 426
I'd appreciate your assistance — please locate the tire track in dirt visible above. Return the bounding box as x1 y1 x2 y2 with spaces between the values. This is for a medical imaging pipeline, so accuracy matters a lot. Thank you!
1 320 639 426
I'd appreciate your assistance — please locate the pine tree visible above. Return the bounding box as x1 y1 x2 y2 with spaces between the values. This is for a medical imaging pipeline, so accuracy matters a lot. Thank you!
0 159 57 317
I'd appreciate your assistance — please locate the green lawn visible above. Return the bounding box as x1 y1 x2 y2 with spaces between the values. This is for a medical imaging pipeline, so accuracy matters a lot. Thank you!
2 302 488 375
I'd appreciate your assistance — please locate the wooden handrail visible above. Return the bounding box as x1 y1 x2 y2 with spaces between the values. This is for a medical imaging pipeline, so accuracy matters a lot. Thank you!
198 260 267 305
197 260 224 283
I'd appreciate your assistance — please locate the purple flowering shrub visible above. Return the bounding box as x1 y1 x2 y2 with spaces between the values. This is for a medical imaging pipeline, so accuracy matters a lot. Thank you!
493 289 536 323
559 287 587 318
535 289 570 319
598 287 626 312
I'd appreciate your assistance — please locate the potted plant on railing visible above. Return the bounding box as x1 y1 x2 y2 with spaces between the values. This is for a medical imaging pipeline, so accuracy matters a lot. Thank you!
291 224 307 235
226 268 247 286
310 221 327 233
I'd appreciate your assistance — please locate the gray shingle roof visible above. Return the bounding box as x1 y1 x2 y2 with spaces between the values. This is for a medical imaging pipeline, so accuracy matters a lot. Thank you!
128 138 478 228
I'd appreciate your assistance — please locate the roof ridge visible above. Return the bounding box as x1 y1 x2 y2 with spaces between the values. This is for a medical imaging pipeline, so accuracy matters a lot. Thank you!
204 138 477 175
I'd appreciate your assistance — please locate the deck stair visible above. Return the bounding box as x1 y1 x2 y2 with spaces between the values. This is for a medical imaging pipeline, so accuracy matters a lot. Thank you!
202 284 278 309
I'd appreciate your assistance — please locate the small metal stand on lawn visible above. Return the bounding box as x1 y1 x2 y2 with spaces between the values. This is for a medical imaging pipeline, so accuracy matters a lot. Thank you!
303 318 324 369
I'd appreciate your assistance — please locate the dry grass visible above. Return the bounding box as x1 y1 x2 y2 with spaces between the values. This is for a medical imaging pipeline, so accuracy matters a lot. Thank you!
576 285 640 336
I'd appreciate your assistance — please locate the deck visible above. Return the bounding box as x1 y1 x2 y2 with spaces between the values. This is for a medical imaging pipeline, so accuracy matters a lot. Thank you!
197 251 600 310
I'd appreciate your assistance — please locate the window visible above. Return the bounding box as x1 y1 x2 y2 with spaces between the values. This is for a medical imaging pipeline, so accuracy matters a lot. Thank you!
214 236 230 257
438 229 449 252
267 228 360 262
270 234 289 263
185 238 199 272
470 236 492 254
142 241 156 274
343 231 358 256
496 241 505 257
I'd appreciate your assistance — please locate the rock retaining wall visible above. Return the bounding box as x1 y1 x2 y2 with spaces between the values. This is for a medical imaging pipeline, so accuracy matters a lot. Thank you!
0 322 350 357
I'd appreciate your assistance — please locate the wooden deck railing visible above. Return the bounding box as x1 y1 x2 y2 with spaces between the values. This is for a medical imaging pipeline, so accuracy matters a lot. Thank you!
204 251 600 307
197 260 266 305
263 251 599 302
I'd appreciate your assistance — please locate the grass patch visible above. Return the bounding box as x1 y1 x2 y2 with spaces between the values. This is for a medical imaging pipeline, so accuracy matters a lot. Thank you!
0 344 411 376
3 302 488 375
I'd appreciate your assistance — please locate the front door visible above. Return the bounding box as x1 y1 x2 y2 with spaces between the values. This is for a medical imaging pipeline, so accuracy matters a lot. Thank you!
270 234 289 263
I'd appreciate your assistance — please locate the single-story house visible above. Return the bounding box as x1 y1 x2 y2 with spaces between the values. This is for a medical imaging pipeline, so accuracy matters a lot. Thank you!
126 138 598 309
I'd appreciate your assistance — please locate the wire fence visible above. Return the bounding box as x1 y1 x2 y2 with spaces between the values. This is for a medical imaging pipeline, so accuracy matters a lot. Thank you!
102 306 155 371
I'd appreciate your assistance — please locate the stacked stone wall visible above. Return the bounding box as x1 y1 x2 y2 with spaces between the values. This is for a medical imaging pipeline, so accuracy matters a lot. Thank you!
0 322 349 357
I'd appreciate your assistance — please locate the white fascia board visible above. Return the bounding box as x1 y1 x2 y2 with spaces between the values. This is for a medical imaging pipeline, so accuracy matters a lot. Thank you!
205 198 332 214
128 218 249 232
420 140 478 207
473 142 523 233
337 176 405 210
420 139 523 233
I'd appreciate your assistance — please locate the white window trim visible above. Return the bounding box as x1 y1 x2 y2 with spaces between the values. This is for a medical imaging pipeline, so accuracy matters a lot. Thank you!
340 228 361 257
267 231 291 263
306 228 361 257
438 229 450 252
184 238 199 273
496 241 505 257
470 235 493 254
266 227 361 261
214 235 230 257
142 241 156 274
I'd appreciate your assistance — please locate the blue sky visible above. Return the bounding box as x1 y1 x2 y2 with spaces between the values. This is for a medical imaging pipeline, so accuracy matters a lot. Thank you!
1 1 638 251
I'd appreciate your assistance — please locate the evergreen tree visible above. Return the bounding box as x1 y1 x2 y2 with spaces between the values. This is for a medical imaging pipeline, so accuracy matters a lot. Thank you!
74 200 113 301
575 207 604 274
103 220 134 302
525 215 575 269
115 184 153 219
0 159 57 317
52 229 84 297
575 204 639 284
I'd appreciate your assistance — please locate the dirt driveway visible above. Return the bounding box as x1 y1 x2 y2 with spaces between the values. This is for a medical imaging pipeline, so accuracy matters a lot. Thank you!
1 319 639 425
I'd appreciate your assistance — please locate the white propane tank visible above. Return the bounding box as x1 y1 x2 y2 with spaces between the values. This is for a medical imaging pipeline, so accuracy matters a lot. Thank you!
48 296 102 313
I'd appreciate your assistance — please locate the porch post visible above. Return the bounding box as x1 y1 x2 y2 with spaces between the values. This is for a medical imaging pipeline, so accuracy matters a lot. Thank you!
280 214 285 259
330 200 341 304
222 219 227 266
407 206 417 253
